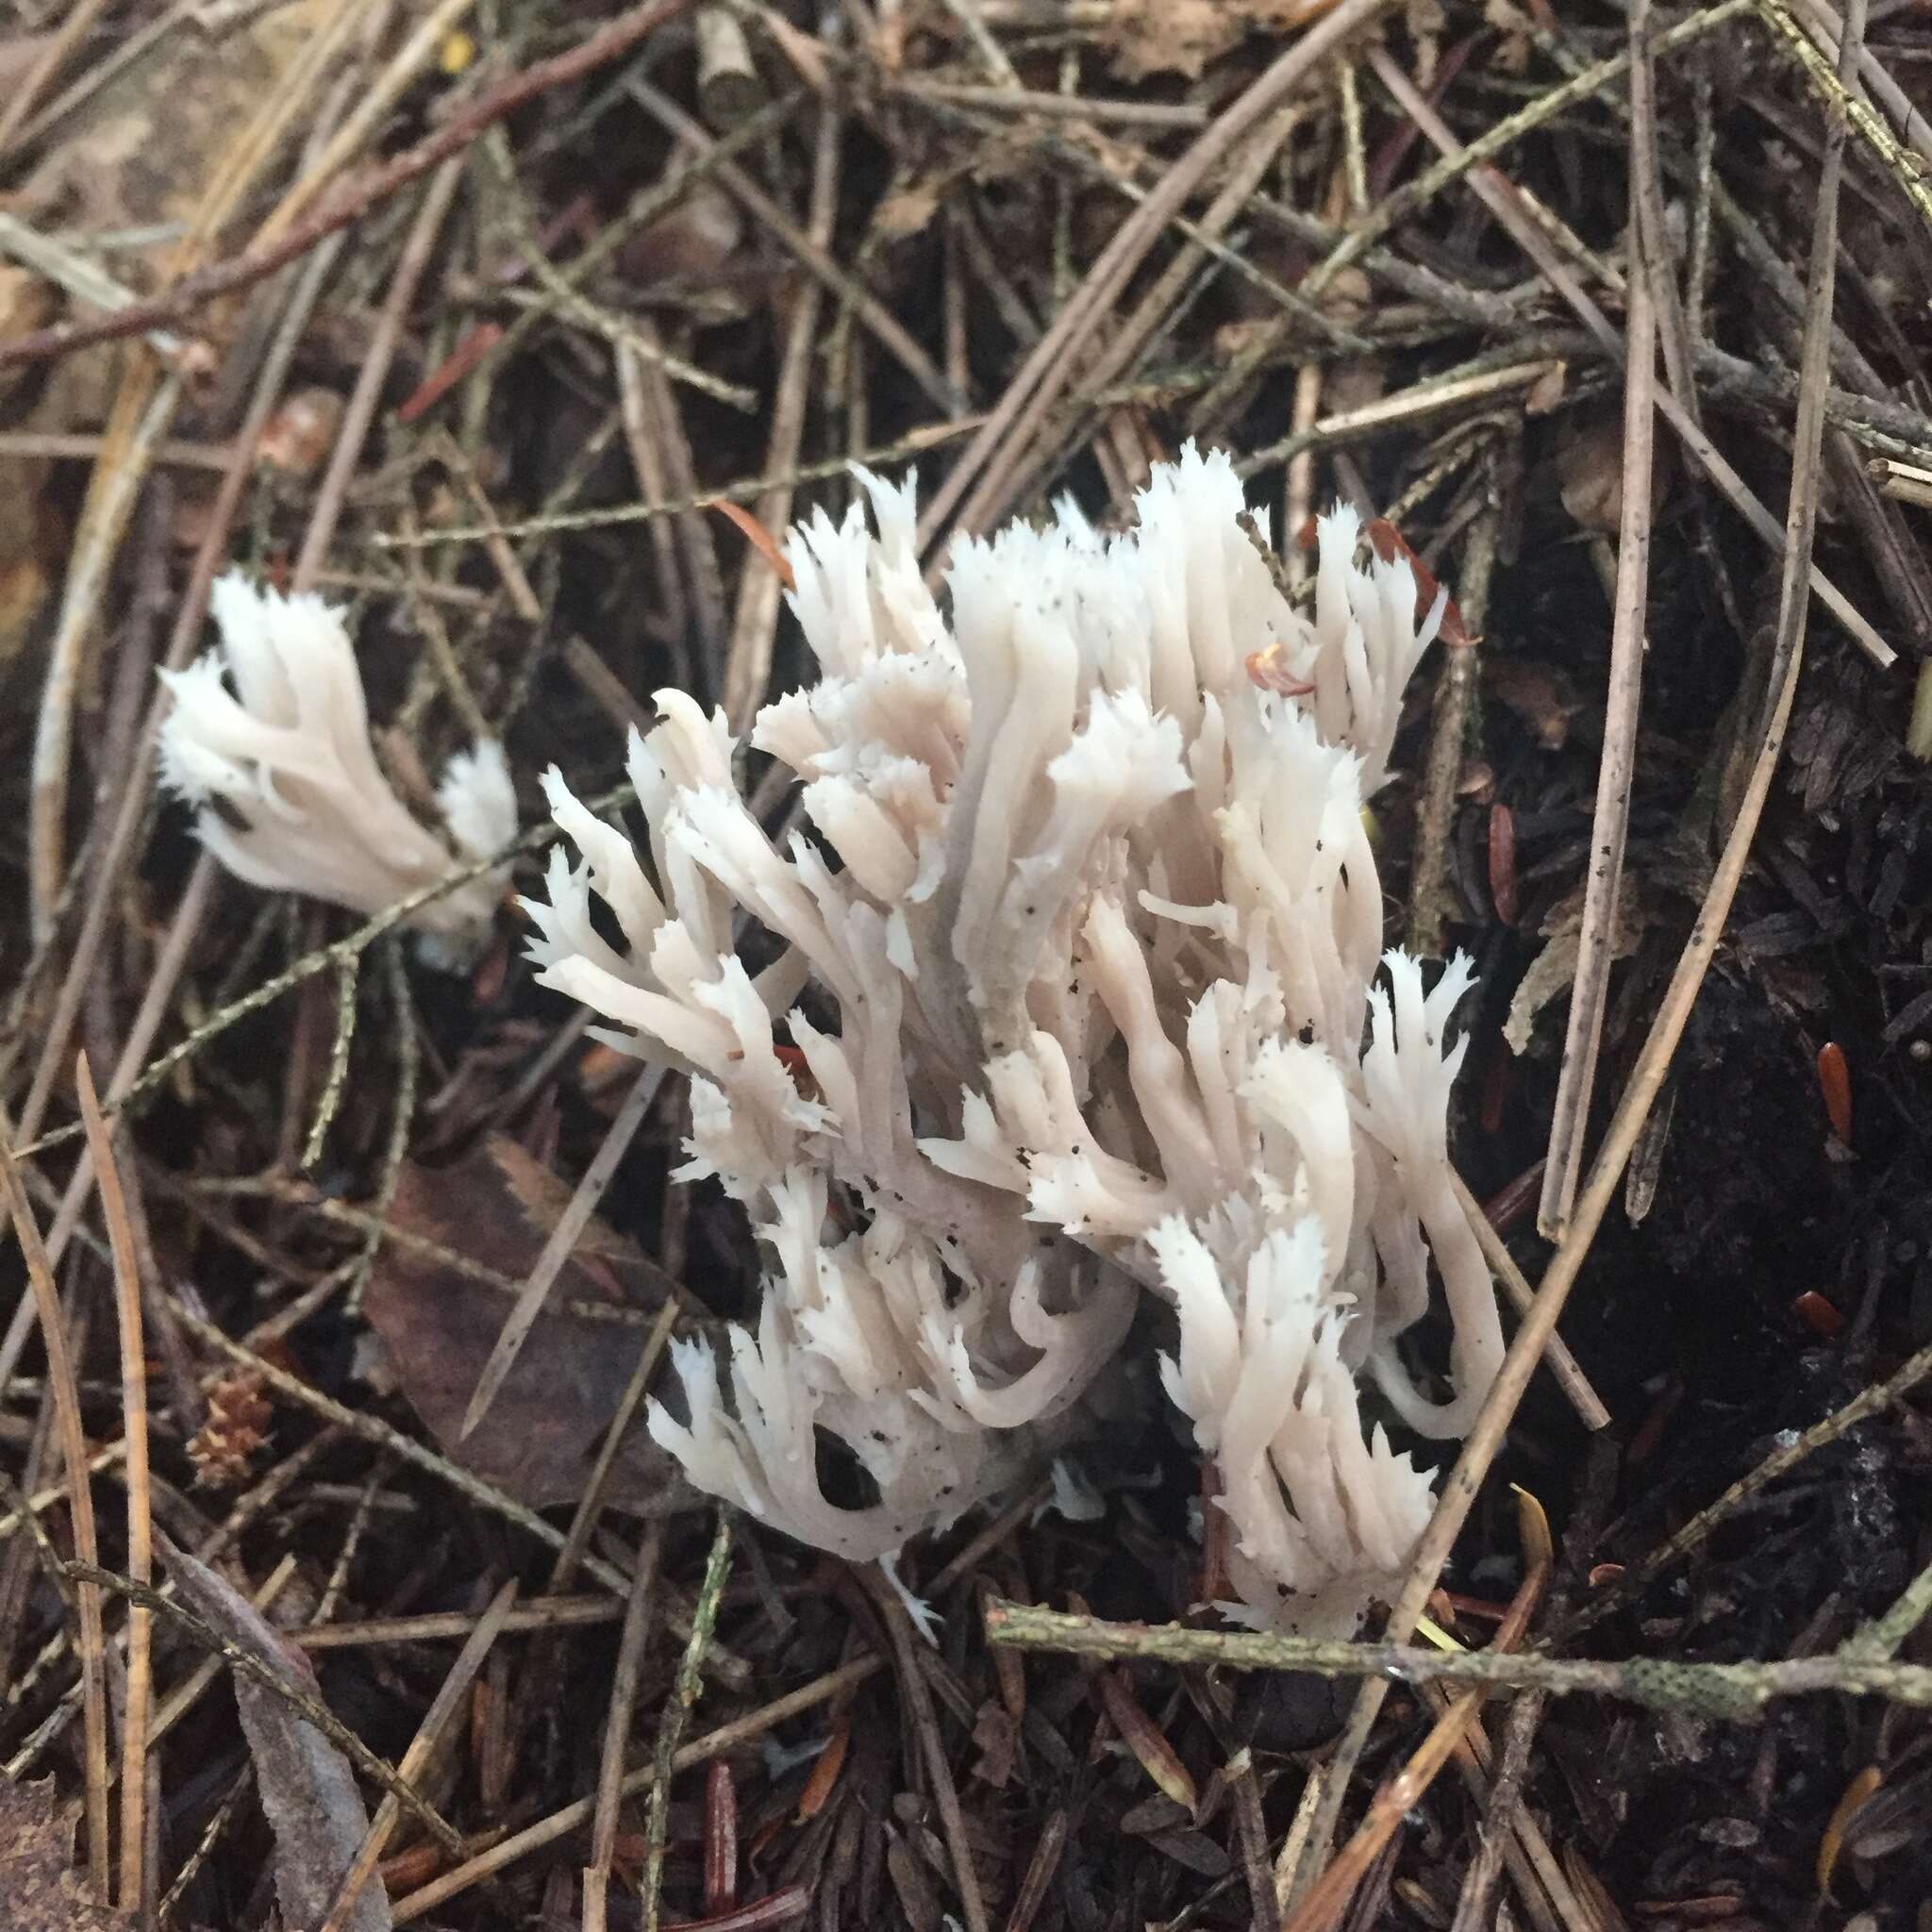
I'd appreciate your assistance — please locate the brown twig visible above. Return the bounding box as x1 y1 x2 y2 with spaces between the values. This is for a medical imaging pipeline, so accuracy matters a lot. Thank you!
0 1128 110 1894
1537 68 1659 1239
74 1056 154 1915
1450 1172 1608 1431
585 1520 667 1932
1407 485 1497 958
292 156 465 590
865 1564 991 1932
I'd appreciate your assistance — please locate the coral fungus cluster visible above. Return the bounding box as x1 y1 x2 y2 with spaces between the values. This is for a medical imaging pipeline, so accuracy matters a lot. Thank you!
158 575 515 955
158 448 1499 1632
528 446 1501 1631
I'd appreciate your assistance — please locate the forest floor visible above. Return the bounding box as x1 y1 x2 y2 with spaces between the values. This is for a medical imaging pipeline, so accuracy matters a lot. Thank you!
3 1 1932 1928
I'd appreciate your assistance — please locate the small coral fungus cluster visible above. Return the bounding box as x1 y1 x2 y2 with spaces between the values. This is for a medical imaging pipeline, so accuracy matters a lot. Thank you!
158 575 515 960
527 446 1500 1632
158 446 1500 1633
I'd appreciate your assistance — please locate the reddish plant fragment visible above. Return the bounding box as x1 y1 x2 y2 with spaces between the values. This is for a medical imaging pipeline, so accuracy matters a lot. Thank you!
1488 802 1520 924
470 928 511 1006
1244 644 1316 697
1096 1669 1197 1810
1007 1810 1068 1932
970 1700 1023 1788
744 1815 786 1868
793 1711 849 1824
1431 1589 1510 1625
1481 1158 1546 1237
1366 33 1481 203
1479 1048 1512 1138
1588 1562 1626 1590
713 500 796 591
491 191 596 285
771 1043 810 1074
1196 1458 1232 1607
1816 1041 1853 1143
379 1840 446 1894
671 1884 810 1932
978 1578 1026 1721
1817 1764 1882 1897
1632 1891 1750 1923
1625 1377 1683 1469
396 322 504 425
705 1760 739 1914
1793 1291 1846 1340
1366 517 1470 648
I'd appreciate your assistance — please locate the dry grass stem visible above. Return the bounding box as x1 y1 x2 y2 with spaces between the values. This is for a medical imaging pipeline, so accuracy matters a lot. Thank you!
75 1054 155 1913
0 1129 111 1891
584 1522 666 1932
1538 88 1659 1239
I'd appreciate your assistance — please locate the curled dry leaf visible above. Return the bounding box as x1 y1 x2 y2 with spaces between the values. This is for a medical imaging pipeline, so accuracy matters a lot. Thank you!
155 1533 391 1932
1503 878 1649 1056
1486 655 1581 749
360 1136 687 1509
257 386 345 477
1557 407 1670 538
970 1701 1022 1790
873 178 944 242
1557 412 1625 536
0 1772 132 1932
616 175 743 288
1097 1669 1197 1811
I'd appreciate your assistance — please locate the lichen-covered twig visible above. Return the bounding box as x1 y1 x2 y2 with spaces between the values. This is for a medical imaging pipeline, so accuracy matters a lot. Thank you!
982 1600 1932 1717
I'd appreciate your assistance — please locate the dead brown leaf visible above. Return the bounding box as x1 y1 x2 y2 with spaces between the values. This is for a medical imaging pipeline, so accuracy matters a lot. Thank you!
5 6 319 245
1100 0 1336 81
1101 0 1246 81
873 178 944 242
1486 655 1582 749
0 1774 131 1932
970 1701 1022 1789
360 1137 686 1509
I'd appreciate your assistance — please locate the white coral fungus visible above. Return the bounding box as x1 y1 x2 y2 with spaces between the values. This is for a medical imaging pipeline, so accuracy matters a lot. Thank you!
158 575 516 947
527 443 1503 1629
